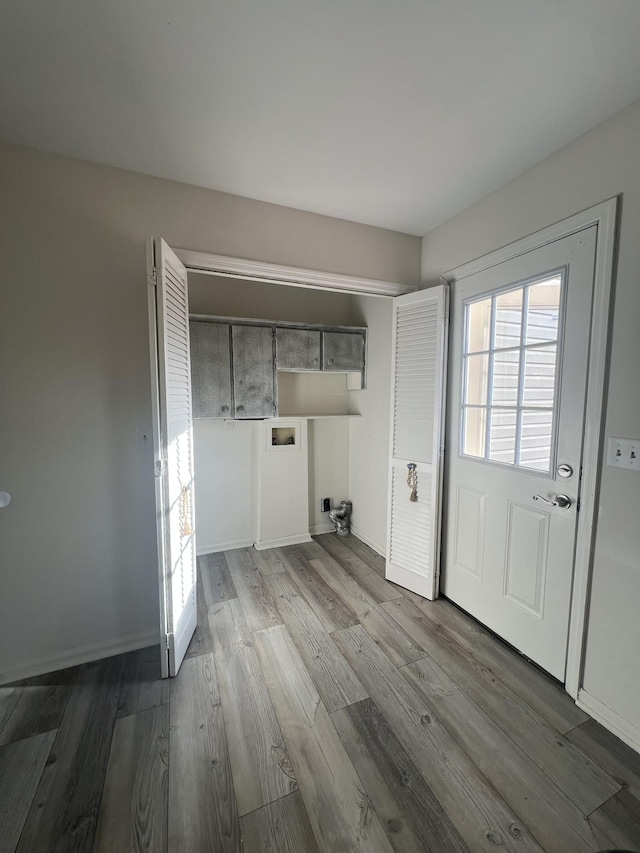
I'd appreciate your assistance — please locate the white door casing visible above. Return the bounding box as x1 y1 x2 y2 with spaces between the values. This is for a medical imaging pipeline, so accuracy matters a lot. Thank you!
148 238 197 677
444 226 599 681
385 286 449 600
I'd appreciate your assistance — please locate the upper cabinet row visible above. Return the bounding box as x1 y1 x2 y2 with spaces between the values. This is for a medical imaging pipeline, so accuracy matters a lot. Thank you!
276 327 365 372
190 318 366 419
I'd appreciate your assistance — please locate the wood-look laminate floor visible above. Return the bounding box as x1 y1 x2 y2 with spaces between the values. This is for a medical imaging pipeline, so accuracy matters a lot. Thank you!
2 534 639 852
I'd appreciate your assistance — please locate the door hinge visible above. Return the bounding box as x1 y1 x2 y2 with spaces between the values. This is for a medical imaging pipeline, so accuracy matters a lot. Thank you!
154 459 167 477
147 268 157 287
165 632 174 651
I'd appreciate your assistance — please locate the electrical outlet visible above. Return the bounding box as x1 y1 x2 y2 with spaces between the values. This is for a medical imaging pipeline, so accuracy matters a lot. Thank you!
607 437 640 470
321 498 331 513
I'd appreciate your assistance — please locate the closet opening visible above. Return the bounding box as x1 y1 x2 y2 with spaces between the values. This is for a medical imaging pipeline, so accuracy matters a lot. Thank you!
186 270 390 560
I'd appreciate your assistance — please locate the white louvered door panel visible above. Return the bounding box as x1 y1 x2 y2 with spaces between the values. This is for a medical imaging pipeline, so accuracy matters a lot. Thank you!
149 238 197 677
386 286 448 599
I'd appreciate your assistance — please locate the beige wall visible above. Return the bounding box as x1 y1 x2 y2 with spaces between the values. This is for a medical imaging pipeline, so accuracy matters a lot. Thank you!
188 272 362 325
347 296 394 555
193 419 257 554
0 141 420 681
421 98 640 740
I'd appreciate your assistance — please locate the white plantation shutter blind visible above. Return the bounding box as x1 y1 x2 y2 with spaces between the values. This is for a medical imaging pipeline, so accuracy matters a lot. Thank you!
393 298 441 463
389 467 432 573
150 238 197 677
386 286 448 600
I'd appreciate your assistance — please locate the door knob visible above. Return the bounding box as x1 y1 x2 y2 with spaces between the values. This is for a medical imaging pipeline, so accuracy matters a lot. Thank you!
533 494 572 509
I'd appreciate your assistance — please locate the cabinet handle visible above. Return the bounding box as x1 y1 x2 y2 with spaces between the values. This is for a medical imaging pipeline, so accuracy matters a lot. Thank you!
221 405 229 414
327 358 333 366
236 405 244 414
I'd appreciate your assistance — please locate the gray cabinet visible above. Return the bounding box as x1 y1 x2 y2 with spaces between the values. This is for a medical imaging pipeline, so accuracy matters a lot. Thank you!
232 325 276 418
189 321 232 418
276 328 321 370
322 331 365 371
191 318 366 419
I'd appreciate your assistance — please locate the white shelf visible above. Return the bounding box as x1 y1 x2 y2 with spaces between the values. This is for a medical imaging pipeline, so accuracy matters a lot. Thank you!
274 414 361 420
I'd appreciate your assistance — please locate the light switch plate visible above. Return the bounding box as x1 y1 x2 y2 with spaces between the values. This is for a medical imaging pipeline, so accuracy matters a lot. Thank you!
607 437 639 470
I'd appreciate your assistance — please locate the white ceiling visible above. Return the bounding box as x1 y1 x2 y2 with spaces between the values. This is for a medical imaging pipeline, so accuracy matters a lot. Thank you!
2 1 640 236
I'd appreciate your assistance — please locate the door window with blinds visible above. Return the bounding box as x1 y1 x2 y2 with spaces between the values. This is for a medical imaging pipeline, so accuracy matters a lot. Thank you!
461 271 564 473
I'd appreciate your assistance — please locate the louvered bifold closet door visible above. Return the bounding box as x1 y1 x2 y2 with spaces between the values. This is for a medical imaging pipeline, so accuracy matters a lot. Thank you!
385 286 448 599
150 238 197 677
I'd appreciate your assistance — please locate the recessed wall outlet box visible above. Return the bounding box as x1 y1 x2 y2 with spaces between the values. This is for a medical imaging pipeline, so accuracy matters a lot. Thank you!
321 498 331 513
607 437 639 470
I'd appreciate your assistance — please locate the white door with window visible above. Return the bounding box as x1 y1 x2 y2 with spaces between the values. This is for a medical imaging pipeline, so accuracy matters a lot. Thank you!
148 237 197 677
443 227 597 680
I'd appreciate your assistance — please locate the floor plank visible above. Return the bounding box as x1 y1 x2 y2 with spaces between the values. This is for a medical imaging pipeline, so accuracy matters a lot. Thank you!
277 545 358 633
0 666 78 746
224 549 282 632
240 791 319 853
16 654 125 853
209 599 297 816
331 699 470 853
382 595 620 814
588 788 640 851
0 687 24 739
402 656 610 852
118 646 170 717
200 552 238 605
168 652 240 852
407 591 587 734
254 624 394 852
315 534 403 604
184 574 215 660
94 704 169 853
264 571 368 713
251 548 287 577
0 731 55 853
308 555 426 667
332 623 542 853
567 717 640 800
339 534 387 577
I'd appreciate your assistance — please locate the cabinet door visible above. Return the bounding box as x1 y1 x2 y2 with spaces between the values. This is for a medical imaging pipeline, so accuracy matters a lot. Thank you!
322 331 365 371
232 325 276 418
276 328 321 370
189 321 232 418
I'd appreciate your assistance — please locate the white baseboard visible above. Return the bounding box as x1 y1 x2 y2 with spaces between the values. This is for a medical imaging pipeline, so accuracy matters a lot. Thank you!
196 538 255 556
0 628 159 685
350 524 386 558
310 522 335 535
576 688 640 755
255 533 313 551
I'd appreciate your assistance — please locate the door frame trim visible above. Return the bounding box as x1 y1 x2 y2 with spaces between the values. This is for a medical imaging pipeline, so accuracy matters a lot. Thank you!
441 197 618 698
175 248 416 298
